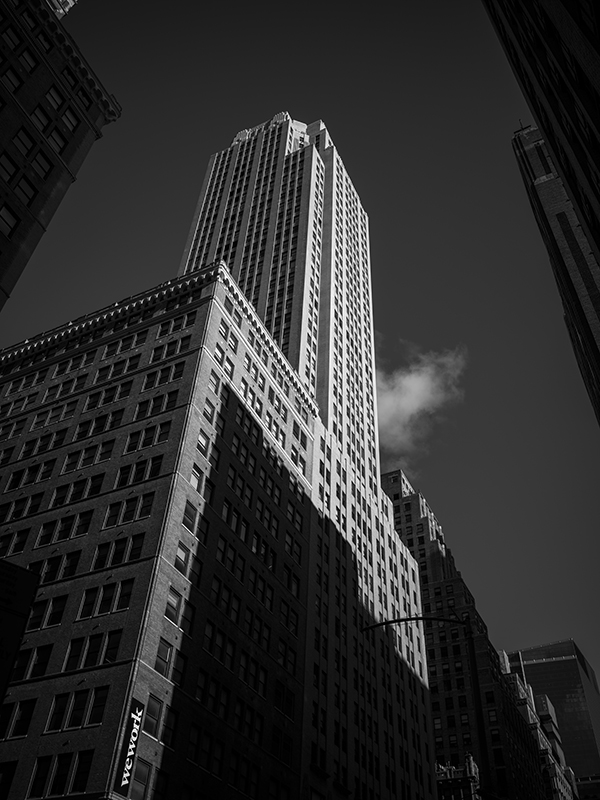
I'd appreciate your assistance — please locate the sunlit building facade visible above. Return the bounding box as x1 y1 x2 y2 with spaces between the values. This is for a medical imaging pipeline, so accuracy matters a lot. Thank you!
0 114 435 799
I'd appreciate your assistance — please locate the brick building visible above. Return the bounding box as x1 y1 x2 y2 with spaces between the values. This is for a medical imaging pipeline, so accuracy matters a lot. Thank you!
382 468 548 800
0 112 436 800
0 0 120 312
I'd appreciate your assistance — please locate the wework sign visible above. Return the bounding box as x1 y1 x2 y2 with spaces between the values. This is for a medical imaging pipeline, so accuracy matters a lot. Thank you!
113 698 145 797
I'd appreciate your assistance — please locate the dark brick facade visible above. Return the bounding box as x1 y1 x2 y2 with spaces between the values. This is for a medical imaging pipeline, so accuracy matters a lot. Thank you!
0 0 120 311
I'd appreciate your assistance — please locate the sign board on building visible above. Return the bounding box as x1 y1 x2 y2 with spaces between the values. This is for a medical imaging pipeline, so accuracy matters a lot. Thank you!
113 698 146 797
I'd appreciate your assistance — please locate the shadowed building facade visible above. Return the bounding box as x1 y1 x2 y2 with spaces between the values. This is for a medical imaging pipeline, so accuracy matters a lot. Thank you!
0 114 436 799
382 468 553 800
508 640 600 789
481 0 600 425
0 0 120 312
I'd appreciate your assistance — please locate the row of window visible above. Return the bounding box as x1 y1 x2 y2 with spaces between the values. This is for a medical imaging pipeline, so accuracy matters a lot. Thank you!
1 370 182 443
24 750 93 798
0 686 108 741
12 629 122 682
0 285 205 379
1 519 146 574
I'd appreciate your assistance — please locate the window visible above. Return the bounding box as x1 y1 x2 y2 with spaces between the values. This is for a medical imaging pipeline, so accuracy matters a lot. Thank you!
0 152 17 182
31 399 77 429
130 759 151 799
51 474 104 507
85 380 132 410
74 409 123 439
197 429 209 456
61 108 78 132
154 638 172 676
239 651 267 697
28 550 82 583
92 533 144 569
115 456 162 487
151 335 191 363
156 311 196 337
46 687 108 731
161 707 177 747
0 492 44 524
2 28 21 49
31 150 52 179
153 639 186 686
31 106 50 132
6 458 55 490
14 175 36 206
135 390 178 420
46 86 64 110
26 595 67 630
35 510 93 547
13 128 34 156
125 422 170 452
203 622 236 669
142 361 185 390
164 587 181 623
1 68 22 93
4 698 36 737
173 538 191 574
78 579 133 618
12 644 52 681
63 440 114 472
63 631 122 671
142 695 162 738
48 128 67 154
103 493 154 527
190 463 203 491
0 204 19 238
95 354 140 383
28 751 94 796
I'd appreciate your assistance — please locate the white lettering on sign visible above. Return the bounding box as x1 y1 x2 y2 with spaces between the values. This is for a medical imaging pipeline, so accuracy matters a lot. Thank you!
120 706 144 787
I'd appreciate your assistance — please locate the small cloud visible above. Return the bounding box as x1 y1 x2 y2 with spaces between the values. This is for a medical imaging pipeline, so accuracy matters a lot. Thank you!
377 344 467 471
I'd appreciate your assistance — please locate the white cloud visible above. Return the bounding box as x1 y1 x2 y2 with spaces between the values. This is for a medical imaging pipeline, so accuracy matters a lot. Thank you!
377 345 467 471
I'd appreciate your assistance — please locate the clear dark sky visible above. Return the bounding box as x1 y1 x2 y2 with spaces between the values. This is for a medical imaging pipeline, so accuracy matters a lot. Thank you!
1 2 598 674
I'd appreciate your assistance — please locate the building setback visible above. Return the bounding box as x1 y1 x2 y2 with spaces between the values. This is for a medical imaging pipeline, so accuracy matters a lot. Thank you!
0 113 436 800
508 640 600 787
382 468 555 800
480 0 600 424
0 0 120 312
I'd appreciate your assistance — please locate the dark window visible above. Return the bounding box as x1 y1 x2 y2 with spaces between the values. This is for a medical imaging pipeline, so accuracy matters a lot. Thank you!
71 750 93 792
1 68 22 93
47 128 66 154
31 150 52 180
12 128 33 156
14 176 36 206
0 152 17 182
0 205 18 238
11 698 36 736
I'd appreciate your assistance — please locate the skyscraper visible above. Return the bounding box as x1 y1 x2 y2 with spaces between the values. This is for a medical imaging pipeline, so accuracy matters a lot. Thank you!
508 640 600 784
480 0 600 423
0 114 435 799
0 0 120 313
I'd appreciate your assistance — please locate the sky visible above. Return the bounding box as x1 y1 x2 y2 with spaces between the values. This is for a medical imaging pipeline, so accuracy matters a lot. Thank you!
1 2 598 674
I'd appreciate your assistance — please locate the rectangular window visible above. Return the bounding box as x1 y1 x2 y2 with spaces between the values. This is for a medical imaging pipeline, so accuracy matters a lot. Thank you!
154 638 172 677
0 204 19 238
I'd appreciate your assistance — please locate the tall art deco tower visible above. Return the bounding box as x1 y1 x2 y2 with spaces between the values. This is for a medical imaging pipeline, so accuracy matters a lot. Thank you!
0 113 434 800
